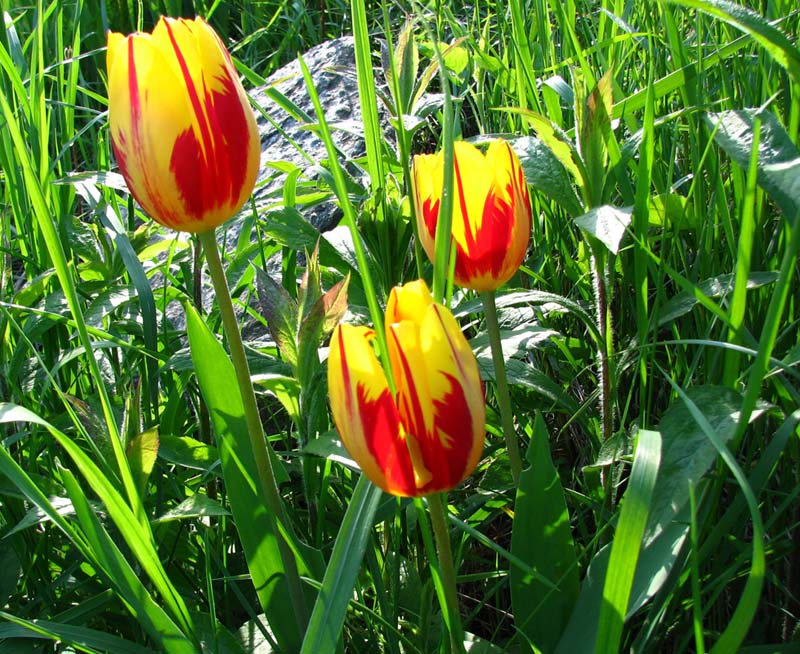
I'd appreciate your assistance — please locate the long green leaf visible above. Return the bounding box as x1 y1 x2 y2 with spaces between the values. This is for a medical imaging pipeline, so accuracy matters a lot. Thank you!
510 413 579 654
185 302 306 653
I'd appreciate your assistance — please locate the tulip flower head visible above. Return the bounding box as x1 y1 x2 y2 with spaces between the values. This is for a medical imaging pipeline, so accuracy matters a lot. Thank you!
107 16 260 232
412 139 532 292
328 280 485 497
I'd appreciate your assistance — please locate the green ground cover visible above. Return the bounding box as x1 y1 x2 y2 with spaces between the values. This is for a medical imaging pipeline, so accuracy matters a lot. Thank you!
1 0 798 652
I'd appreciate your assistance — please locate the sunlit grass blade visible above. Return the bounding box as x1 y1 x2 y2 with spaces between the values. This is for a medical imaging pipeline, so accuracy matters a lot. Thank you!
594 429 661 654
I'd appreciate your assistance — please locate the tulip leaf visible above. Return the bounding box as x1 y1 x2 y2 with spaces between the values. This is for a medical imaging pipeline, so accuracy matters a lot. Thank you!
510 412 579 654
706 109 800 222
575 205 632 255
511 136 584 218
185 303 303 652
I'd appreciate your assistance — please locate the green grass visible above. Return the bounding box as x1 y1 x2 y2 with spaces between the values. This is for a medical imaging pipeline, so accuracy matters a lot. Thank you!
1 0 799 652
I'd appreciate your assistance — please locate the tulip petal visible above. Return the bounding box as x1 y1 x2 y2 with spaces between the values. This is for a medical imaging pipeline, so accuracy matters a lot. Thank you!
412 140 532 291
107 17 259 232
387 282 485 495
328 324 417 496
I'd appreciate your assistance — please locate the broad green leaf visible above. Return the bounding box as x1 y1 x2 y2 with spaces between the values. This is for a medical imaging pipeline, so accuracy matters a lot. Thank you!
510 413 579 653
595 429 661 654
511 135 584 218
158 435 219 472
575 205 632 255
127 427 159 497
153 494 231 524
706 109 800 222
185 303 303 652
301 476 383 653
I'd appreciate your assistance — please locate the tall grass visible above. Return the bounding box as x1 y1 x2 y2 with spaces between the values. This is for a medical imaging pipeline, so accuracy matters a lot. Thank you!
1 0 798 652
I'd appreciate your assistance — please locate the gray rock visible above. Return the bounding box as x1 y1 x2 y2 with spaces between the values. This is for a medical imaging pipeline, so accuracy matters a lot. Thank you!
249 36 369 235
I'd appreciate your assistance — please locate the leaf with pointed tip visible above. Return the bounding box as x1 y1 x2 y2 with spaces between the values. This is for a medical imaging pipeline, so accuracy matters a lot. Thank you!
579 70 614 200
511 413 579 653
127 427 159 498
255 265 299 369
299 242 323 326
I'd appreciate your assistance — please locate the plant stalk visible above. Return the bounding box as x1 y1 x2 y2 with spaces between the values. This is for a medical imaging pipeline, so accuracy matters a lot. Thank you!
481 291 522 485
427 493 464 654
198 229 309 632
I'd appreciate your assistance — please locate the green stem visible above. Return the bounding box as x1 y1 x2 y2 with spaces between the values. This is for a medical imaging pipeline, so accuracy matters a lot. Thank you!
481 291 522 485
427 493 464 654
198 230 309 633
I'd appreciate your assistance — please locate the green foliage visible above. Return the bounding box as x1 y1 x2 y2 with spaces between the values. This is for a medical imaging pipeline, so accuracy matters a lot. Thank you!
1 0 799 652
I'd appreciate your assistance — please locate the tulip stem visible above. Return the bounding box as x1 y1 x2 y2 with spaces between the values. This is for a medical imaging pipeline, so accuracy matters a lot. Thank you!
198 230 309 633
427 493 465 654
481 291 522 485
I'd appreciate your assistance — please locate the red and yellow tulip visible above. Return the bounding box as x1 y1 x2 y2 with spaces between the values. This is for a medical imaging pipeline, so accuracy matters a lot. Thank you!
107 16 260 232
412 139 532 292
328 280 485 497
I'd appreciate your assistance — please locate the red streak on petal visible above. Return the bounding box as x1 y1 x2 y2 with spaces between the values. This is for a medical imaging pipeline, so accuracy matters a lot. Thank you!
357 383 416 496
337 329 415 496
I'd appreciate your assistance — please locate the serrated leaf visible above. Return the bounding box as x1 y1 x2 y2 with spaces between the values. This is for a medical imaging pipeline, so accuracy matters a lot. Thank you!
706 109 800 221
511 413 579 653
575 205 632 254
127 427 159 497
511 136 584 218
298 242 323 326
579 70 614 200
255 265 299 368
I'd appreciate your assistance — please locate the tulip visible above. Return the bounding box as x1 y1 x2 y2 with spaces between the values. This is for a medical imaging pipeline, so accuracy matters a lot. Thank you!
328 280 484 497
412 139 532 291
107 16 260 232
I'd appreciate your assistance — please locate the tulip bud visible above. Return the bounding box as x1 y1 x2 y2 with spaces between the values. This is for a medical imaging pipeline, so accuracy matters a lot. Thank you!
412 139 532 291
328 280 485 497
107 16 260 232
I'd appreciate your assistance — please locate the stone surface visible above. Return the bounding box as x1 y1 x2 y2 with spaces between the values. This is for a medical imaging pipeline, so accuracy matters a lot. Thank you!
247 36 369 236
